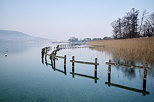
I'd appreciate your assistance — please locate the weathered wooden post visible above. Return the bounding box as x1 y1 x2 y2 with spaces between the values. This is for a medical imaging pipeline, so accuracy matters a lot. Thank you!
72 56 75 77
41 57 44 64
72 56 75 73
41 48 44 59
108 59 111 86
94 58 97 78
53 56 56 69
143 65 147 95
45 47 47 59
45 57 47 66
64 55 66 74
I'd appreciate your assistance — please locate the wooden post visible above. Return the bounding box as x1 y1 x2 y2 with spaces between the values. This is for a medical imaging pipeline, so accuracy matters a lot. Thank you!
72 56 75 78
143 66 147 95
94 58 97 78
45 57 47 66
64 55 66 74
41 57 44 64
108 59 111 86
41 48 44 59
45 47 47 59
143 67 147 80
72 56 75 73
53 56 56 69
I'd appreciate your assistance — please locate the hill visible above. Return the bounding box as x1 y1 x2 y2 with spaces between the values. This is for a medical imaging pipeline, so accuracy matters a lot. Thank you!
0 30 46 43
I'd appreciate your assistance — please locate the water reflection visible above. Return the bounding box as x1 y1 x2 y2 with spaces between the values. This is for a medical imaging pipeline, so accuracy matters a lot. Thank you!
42 57 67 75
121 68 136 80
1 42 154 102
106 61 149 96
41 52 98 83
70 72 99 83
41 44 99 83
105 82 149 95
90 46 154 81
106 69 149 95
90 46 154 67
0 42 43 54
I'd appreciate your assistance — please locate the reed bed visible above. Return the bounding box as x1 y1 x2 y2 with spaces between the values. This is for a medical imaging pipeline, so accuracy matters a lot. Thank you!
89 37 154 66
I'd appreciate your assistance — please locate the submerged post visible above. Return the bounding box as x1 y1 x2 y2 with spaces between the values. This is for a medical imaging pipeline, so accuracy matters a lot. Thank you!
108 59 111 85
41 48 45 59
53 56 56 69
94 58 97 78
72 56 75 73
71 56 75 78
143 65 147 95
64 55 66 74
41 57 44 64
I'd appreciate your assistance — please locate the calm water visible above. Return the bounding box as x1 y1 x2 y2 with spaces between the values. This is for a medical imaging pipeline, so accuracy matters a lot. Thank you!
0 43 154 102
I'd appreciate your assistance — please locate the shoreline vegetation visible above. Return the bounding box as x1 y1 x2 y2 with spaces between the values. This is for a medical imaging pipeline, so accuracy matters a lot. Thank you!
89 37 154 67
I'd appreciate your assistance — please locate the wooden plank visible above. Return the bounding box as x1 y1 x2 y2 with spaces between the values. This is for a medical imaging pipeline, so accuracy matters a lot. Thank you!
55 55 65 59
106 62 149 69
70 72 99 80
105 82 149 95
70 60 99 65
50 54 65 59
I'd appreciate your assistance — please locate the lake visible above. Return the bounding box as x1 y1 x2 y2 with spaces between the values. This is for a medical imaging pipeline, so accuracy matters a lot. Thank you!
0 43 154 102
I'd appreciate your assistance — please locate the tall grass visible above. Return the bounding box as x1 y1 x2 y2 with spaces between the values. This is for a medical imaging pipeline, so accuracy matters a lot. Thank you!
89 37 154 66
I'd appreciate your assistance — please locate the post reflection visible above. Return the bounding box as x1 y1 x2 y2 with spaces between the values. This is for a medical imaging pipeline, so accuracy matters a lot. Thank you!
70 72 99 83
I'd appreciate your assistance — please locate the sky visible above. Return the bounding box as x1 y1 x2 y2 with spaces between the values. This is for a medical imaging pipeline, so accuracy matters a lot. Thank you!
0 0 154 40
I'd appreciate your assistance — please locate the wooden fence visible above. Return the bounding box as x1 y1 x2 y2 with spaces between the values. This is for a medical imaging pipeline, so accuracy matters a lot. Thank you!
41 45 151 87
105 59 149 95
70 56 99 81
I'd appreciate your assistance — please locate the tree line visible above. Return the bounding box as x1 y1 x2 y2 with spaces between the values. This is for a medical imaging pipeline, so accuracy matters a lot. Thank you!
68 37 106 42
111 8 154 39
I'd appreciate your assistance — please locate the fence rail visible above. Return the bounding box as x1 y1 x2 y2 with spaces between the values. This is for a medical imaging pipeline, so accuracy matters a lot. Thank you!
70 56 99 80
70 60 99 65
106 62 149 69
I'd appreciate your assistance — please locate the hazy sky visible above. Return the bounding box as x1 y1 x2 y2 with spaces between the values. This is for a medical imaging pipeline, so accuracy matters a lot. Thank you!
0 0 154 40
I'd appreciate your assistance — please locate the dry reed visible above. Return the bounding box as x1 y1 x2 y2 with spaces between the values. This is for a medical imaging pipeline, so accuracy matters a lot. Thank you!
89 37 154 66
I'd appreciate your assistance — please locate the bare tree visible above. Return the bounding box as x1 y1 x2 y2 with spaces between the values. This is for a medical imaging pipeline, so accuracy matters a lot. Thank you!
141 12 154 37
139 10 147 35
111 18 122 39
111 8 139 39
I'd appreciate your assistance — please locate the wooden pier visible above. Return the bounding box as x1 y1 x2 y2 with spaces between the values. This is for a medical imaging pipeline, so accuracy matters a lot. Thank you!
58 44 88 50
